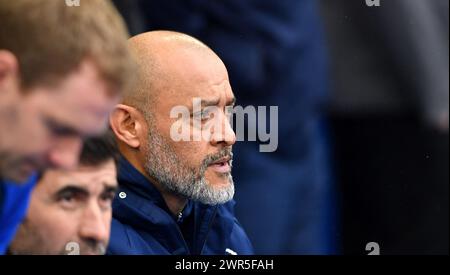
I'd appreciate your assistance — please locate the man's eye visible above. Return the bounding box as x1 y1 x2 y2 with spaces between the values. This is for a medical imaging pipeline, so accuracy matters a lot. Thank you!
45 118 78 137
57 194 78 209
99 192 116 210
193 110 211 121
51 125 77 137
59 193 75 202
101 192 116 202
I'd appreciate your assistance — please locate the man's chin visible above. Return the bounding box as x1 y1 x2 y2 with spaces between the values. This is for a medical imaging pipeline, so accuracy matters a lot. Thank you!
205 171 232 187
214 178 232 189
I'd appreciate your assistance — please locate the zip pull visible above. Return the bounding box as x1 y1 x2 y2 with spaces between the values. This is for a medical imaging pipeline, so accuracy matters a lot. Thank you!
177 212 183 222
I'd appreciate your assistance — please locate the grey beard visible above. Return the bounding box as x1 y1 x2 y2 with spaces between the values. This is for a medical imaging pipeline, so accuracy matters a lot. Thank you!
143 130 234 205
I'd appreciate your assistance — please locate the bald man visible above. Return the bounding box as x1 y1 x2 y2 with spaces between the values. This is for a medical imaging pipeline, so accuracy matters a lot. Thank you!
107 31 253 255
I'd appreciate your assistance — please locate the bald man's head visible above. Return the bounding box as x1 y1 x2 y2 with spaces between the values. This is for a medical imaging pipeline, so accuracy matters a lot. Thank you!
124 31 222 118
110 30 236 206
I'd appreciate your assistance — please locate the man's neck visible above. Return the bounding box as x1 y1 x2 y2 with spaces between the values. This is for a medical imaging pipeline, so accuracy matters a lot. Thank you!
122 150 188 216
159 189 188 217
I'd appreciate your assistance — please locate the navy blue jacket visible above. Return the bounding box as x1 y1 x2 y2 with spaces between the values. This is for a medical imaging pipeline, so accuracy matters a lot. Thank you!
107 158 254 255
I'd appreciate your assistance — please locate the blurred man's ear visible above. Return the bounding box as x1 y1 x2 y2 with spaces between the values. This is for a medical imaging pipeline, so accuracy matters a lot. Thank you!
109 104 145 149
0 51 18 86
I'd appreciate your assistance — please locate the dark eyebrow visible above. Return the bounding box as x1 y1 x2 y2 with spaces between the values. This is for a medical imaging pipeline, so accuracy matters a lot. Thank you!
102 184 118 194
54 185 89 199
190 97 236 111
199 97 236 107
200 98 220 107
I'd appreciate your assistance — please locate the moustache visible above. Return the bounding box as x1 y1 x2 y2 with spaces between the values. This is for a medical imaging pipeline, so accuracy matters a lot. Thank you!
202 148 233 167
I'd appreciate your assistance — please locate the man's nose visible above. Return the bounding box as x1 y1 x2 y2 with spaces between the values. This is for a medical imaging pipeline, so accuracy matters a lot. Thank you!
47 137 83 170
78 203 110 245
210 112 236 146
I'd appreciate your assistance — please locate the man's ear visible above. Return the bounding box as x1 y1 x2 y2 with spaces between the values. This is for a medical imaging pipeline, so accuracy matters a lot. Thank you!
0 50 19 86
110 104 145 149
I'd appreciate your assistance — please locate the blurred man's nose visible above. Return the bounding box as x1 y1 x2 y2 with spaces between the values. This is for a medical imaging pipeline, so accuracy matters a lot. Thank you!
210 113 236 147
47 137 83 170
78 203 109 244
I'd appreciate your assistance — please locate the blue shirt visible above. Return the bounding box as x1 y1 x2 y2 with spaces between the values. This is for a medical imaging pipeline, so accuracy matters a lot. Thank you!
0 174 37 254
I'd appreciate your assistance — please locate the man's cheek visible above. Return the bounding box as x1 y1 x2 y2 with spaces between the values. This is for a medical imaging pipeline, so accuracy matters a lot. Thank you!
174 141 202 163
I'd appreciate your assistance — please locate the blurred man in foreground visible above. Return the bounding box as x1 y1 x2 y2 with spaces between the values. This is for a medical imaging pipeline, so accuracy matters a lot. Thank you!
0 0 134 253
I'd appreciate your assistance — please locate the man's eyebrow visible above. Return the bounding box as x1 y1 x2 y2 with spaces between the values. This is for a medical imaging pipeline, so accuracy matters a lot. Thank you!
54 185 89 198
200 98 221 107
190 97 235 111
102 183 118 194
189 98 219 112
